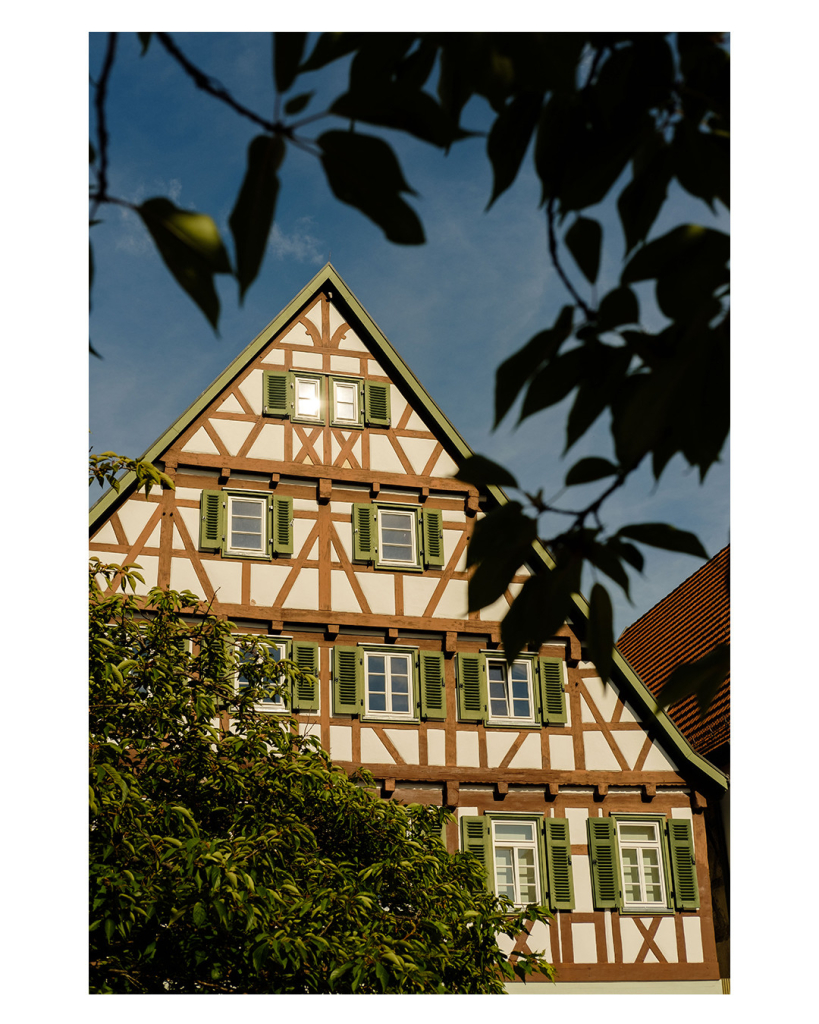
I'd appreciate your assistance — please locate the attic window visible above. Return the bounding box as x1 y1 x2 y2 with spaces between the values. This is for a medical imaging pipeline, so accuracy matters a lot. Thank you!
295 376 322 420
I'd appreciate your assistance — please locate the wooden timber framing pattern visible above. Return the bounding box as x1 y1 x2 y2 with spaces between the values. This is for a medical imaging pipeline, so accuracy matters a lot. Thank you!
90 266 727 988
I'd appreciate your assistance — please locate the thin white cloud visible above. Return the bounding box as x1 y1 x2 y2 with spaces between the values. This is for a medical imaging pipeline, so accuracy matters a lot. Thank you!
113 177 185 256
269 220 325 264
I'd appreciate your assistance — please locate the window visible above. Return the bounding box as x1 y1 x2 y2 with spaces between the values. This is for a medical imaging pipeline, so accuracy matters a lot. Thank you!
456 652 567 726
331 645 446 721
352 503 444 570
231 636 320 713
263 371 390 427
294 374 323 421
460 815 574 911
587 815 700 912
199 490 293 558
331 378 360 425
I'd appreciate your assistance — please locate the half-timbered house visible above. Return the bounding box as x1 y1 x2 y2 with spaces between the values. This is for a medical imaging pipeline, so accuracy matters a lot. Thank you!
89 264 729 994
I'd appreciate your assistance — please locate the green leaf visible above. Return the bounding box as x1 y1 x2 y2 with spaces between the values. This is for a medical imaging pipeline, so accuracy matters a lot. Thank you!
500 562 579 664
658 642 729 715
138 198 232 330
192 902 206 926
565 457 619 487
284 91 314 116
466 502 537 568
596 287 639 331
617 522 708 559
228 134 285 301
586 583 613 683
494 305 573 427
318 131 424 245
137 33 152 55
273 33 307 94
519 346 587 424
455 454 518 489
468 554 521 613
486 92 543 208
565 217 602 284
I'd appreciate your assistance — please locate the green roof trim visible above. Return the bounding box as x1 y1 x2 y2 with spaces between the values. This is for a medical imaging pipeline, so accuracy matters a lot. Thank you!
89 263 728 795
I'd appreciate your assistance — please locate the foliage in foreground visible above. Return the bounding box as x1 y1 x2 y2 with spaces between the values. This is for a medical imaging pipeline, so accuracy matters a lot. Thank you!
89 559 554 993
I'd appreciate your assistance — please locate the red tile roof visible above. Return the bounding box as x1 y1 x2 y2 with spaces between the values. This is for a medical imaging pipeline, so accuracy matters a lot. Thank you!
617 546 730 762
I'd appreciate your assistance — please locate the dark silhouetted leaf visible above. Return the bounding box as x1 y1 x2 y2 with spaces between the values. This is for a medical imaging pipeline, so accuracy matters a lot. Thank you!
621 224 728 285
138 198 232 330
318 131 424 245
586 583 613 683
137 33 152 55
608 538 644 573
596 286 639 331
617 139 672 254
396 39 438 90
330 86 471 150
500 566 578 665
565 217 602 284
565 457 619 487
486 92 543 208
300 32 366 73
455 455 518 490
273 32 308 93
229 134 286 301
466 502 537 569
586 543 631 598
89 141 97 164
494 306 573 427
672 119 730 210
658 642 729 715
284 92 314 116
617 522 708 559
468 555 521 613
519 346 587 424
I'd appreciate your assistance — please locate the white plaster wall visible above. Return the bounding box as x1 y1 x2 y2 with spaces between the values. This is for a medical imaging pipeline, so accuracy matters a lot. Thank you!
173 487 202 504
92 521 117 544
583 731 622 771
283 567 319 609
478 593 511 623
402 576 439 617
652 917 678 963
603 909 615 963
260 346 286 365
293 518 315 556
329 725 352 761
431 450 458 477
619 917 644 963
495 932 516 957
384 729 419 764
291 351 323 371
333 520 354 562
174 505 200 546
131 555 158 595
526 920 552 961
572 922 597 963
583 675 619 721
170 557 203 598
331 501 353 516
442 528 467 572
426 729 446 766
486 731 517 768
404 409 427 431
642 740 679 771
571 854 594 912
456 806 479 819
246 423 285 462
564 807 590 846
670 805 694 826
238 369 263 414
330 355 360 374
398 436 438 475
118 499 158 545
216 393 244 414
280 321 314 346
580 695 596 723
369 434 406 475
361 728 394 764
611 730 647 769
682 917 704 962
549 734 575 770
250 563 290 606
389 383 407 423
441 509 466 523
356 572 395 616
435 579 469 620
456 731 480 767
330 570 360 613
619 702 642 724
303 304 322 335
182 426 220 455
293 498 318 513
336 326 368 352
203 559 243 604
210 418 254 456
508 732 542 769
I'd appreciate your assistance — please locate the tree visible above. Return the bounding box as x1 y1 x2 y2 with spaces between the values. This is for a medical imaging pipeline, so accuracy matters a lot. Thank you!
89 32 729 709
89 557 554 993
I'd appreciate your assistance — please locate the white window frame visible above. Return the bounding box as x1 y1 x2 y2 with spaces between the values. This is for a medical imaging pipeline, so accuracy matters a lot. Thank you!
331 377 360 425
376 507 418 567
485 657 536 725
225 494 268 557
363 648 416 721
293 374 323 422
616 817 669 912
490 818 542 907
233 635 289 712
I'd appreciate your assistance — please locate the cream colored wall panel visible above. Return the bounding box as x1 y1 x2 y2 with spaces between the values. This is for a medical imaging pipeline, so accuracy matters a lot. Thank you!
426 728 446 766
583 731 622 771
435 579 469 620
210 418 254 456
144 520 162 548
369 434 406 474
250 563 291 606
216 393 244 414
333 521 353 562
293 518 315 555
486 731 518 768
670 806 694 826
619 702 641 724
610 730 648 770
298 720 321 742
173 487 202 503
260 346 286 365
351 435 362 464
91 521 118 544
246 423 285 462
401 575 439 617
398 436 438 475
549 734 575 770
456 806 479 819
182 426 220 455
170 557 203 598
441 509 466 523
619 917 644 963
305 539 319 560
283 567 319 610
430 449 458 478
128 555 158 595
580 695 596 723
403 409 428 432
572 855 594 913
330 434 341 463
577 660 596 670
584 675 620 721
336 325 368 352
330 355 360 374
526 920 552 962
361 728 395 764
652 917 678 963
293 498 318 512
478 593 511 623
368 357 389 377
603 906 615 963
331 501 353 516
495 932 516 957
175 506 201 546
238 369 263 414
280 321 313 346
291 350 323 371
117 499 158 545
203 559 243 605
508 733 542 769
565 807 590 846
508 582 523 601
327 299 345 339
571 922 597 964
682 917 704 963
389 383 407 421
330 570 360 614
355 572 395 616
456 731 480 767
642 740 679 771
384 729 419 765
330 725 352 761
443 526 467 571
303 303 322 335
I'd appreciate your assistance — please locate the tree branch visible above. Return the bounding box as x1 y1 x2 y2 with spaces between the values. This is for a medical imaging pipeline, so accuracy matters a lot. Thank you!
546 197 593 320
91 32 118 218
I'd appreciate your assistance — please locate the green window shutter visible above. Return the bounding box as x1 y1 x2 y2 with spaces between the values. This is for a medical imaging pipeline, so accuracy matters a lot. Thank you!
544 818 575 910
666 819 700 910
352 503 376 562
263 370 291 416
460 816 492 889
456 652 485 722
332 645 362 715
588 817 620 909
364 380 391 426
199 490 225 552
421 508 445 569
291 641 320 711
419 650 446 720
539 657 567 724
270 495 293 555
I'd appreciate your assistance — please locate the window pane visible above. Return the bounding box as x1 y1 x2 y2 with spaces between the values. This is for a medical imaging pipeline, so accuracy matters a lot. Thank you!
296 379 320 417
620 823 657 843
512 695 531 717
335 383 357 420
495 822 534 843
517 849 538 903
495 848 515 900
368 655 385 675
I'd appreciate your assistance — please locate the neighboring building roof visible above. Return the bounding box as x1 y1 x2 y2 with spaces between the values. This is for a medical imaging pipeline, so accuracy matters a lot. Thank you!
617 546 730 763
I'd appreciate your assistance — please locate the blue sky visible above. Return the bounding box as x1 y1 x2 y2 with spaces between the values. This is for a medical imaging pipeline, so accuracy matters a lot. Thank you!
89 31 730 637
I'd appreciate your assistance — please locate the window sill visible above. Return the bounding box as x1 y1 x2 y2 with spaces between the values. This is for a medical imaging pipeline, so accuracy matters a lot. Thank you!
618 907 676 916
362 715 419 725
486 720 541 730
